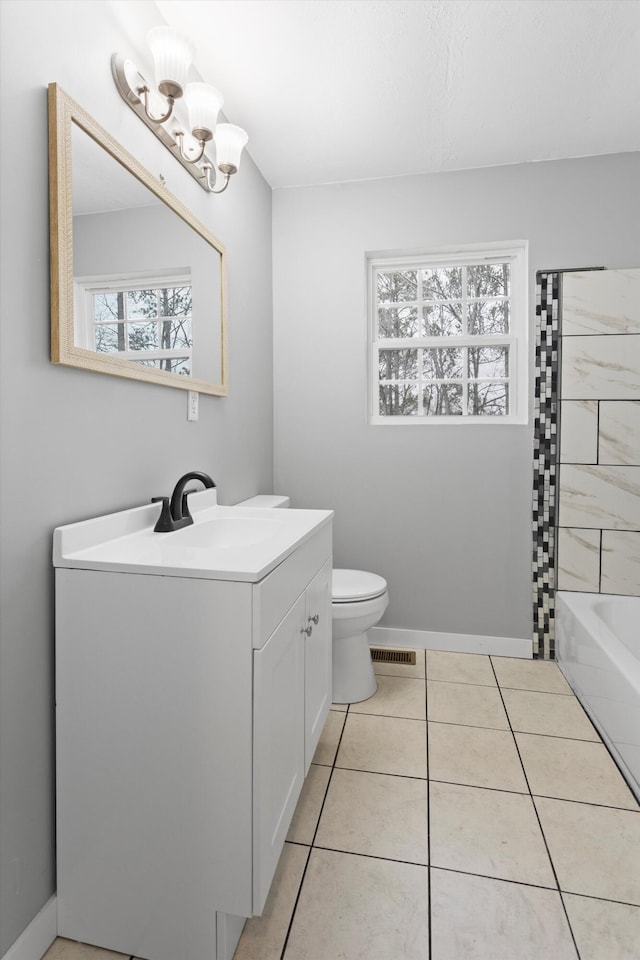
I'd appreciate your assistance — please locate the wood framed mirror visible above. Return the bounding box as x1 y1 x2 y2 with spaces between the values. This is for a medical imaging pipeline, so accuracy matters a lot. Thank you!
48 83 228 395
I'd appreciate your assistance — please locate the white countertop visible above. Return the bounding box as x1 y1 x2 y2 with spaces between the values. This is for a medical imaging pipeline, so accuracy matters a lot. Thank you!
53 489 333 582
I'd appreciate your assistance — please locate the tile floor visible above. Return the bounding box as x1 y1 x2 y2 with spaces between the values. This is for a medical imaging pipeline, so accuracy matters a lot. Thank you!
43 650 640 960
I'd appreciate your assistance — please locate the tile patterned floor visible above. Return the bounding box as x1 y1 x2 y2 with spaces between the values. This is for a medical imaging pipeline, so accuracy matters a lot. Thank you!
43 650 640 960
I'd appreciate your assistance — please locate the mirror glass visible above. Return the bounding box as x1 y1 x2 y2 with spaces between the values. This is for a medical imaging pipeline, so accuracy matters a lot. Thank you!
49 84 227 395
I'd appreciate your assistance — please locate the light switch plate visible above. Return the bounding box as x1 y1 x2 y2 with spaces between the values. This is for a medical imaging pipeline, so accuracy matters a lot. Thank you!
187 391 199 421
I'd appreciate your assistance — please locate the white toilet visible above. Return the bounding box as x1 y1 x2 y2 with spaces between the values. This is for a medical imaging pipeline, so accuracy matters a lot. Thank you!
331 569 389 703
236 496 389 704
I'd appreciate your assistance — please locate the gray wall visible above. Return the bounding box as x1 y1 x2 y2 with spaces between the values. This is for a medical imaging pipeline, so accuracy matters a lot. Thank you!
272 154 640 642
0 1 273 953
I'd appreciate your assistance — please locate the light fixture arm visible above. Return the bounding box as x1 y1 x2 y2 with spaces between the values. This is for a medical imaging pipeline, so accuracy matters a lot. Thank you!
138 84 176 125
203 164 232 194
174 130 208 165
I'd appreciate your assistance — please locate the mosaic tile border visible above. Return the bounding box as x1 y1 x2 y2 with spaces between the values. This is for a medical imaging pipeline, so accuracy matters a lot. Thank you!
532 272 560 659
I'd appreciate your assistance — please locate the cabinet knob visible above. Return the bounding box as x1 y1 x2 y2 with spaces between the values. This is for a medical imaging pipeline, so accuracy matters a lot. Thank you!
308 614 320 625
301 625 313 637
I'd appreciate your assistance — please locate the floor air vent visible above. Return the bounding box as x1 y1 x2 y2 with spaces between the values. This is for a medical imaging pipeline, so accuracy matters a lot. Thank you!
370 648 416 665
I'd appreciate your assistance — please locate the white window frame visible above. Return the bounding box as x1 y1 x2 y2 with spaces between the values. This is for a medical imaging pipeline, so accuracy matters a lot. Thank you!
367 241 529 425
73 268 193 372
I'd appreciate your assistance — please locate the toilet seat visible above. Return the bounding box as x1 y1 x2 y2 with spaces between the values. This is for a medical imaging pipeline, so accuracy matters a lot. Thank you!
332 569 387 603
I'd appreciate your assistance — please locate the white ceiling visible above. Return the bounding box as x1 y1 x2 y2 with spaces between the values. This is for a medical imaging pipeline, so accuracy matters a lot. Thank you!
155 0 640 189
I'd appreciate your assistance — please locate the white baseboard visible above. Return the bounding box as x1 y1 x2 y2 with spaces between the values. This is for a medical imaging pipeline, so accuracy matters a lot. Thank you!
369 626 533 659
2 896 57 960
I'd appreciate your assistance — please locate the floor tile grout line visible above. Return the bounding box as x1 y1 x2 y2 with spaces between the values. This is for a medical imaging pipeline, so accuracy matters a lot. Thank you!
427 718 513 733
489 657 583 960
368 673 426 681
428 777 530 798
427 664 575 695
426 776 639 813
333 763 427 782
429 676 574 696
511 725 603 744
311 842 428 869
529 791 640 814
498 685 574 696
427 717 603 742
278 703 350 960
430 862 640 908
373 671 426 681
350 708 427 721
310 706 350 848
429 862 570 895
277 844 312 960
556 888 640 910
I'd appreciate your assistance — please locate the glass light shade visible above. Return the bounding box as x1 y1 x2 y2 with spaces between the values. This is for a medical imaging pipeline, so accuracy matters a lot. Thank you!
186 83 224 141
214 123 249 172
147 26 194 99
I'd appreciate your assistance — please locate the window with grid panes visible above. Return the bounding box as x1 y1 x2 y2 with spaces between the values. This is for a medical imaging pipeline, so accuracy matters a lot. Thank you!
75 274 193 375
368 244 528 424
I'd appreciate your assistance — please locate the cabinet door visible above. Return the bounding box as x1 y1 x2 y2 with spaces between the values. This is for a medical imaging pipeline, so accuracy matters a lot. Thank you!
304 559 332 772
252 593 305 915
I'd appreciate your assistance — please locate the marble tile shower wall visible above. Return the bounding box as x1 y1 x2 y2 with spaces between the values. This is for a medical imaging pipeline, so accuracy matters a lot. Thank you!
557 269 640 596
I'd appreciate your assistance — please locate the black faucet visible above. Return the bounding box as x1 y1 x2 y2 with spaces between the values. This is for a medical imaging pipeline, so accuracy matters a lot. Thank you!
152 471 216 532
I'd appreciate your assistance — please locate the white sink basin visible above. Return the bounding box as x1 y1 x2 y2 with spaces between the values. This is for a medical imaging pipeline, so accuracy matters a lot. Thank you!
53 487 333 582
169 516 282 549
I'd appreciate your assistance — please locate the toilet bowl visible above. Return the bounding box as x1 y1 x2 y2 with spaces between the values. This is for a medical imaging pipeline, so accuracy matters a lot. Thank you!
235 496 389 704
332 569 389 703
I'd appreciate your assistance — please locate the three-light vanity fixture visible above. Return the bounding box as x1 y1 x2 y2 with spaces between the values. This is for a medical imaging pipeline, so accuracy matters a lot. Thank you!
112 26 248 194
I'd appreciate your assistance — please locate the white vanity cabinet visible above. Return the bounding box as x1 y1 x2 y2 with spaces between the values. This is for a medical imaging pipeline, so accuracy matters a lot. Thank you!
54 503 332 960
252 558 331 913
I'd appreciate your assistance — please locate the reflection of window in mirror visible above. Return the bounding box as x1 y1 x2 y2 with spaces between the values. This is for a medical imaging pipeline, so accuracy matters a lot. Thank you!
74 270 193 374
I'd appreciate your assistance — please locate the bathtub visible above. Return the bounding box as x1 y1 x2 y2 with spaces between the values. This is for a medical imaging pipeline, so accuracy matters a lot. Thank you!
556 592 640 802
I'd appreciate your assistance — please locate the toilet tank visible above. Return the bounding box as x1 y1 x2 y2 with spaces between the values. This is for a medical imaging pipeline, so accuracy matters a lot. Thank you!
235 495 290 509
